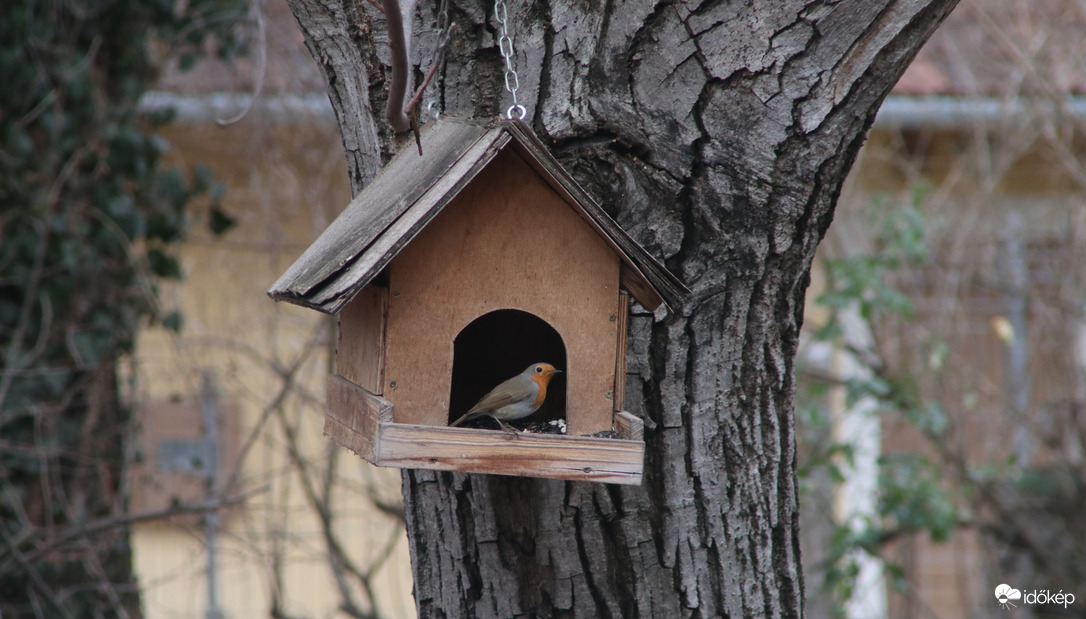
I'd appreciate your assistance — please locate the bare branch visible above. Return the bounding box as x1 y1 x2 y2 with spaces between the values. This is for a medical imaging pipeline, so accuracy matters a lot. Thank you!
217 0 268 127
405 22 456 118
0 527 77 619
0 490 257 572
383 0 412 133
0 219 50 412
382 0 452 150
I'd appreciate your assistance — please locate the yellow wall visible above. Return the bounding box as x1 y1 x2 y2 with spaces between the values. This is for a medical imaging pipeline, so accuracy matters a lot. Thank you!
131 118 415 618
816 124 1086 618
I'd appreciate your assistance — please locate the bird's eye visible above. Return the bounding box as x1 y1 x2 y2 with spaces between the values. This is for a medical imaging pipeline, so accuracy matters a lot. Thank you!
535 366 543 373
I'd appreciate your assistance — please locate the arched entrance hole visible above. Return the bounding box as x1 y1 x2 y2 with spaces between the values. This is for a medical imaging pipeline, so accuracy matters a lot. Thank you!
449 309 567 427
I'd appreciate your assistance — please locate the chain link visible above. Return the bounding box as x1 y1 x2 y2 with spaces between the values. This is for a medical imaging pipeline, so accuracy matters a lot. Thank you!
494 0 526 120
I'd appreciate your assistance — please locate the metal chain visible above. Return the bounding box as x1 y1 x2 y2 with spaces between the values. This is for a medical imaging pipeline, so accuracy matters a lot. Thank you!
494 0 526 120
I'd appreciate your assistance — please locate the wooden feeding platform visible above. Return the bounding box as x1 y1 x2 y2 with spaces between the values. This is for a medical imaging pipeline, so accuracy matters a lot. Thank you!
326 374 645 484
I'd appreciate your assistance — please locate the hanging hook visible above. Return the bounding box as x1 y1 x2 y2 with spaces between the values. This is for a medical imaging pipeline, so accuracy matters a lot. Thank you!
495 0 526 121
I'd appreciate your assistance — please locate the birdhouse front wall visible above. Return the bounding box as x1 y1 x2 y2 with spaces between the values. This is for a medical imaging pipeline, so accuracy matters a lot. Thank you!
380 148 621 436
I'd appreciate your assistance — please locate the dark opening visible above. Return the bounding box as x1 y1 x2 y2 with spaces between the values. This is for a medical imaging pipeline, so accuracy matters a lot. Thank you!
449 309 567 427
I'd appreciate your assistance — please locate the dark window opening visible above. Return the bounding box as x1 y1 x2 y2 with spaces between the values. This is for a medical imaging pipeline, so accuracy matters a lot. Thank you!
449 309 567 427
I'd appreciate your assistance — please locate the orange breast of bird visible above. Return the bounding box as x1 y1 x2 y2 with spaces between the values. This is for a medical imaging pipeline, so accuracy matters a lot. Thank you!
530 371 554 409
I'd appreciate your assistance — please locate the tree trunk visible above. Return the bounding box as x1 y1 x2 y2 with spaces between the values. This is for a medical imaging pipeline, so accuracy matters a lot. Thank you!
285 0 958 616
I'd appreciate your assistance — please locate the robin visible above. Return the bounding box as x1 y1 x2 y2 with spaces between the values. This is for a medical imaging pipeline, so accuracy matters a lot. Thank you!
450 362 562 430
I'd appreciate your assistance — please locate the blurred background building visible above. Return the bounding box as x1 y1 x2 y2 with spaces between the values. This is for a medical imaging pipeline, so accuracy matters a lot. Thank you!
129 2 412 616
131 0 1086 617
802 2 1086 617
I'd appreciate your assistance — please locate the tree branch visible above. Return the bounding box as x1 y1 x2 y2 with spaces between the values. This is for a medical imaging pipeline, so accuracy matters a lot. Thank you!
383 0 412 133
382 0 452 149
0 490 257 572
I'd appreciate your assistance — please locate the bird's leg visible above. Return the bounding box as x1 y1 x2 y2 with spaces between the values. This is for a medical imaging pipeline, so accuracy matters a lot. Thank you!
492 416 519 434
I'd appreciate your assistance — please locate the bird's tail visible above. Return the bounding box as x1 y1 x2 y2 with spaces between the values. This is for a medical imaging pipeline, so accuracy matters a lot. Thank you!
450 412 475 427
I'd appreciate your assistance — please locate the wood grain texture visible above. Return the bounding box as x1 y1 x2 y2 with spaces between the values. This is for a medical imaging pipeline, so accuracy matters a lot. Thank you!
619 263 663 313
613 411 643 442
336 284 387 394
267 120 493 311
320 129 510 313
324 373 392 462
612 291 629 413
267 118 688 314
374 424 643 485
326 374 643 484
384 149 619 435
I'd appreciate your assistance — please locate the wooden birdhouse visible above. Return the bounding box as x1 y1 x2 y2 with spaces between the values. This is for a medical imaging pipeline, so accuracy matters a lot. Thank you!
268 118 686 485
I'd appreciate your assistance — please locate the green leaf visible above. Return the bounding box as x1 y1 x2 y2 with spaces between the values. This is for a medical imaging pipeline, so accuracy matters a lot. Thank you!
844 375 890 408
208 204 236 236
147 248 182 279
161 310 184 333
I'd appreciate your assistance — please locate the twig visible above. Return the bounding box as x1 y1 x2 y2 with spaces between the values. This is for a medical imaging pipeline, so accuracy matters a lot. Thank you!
0 490 258 572
405 22 456 117
368 486 407 522
80 548 132 619
218 0 267 126
0 219 50 412
220 320 328 496
0 526 77 619
271 396 382 613
383 0 454 152
383 0 412 133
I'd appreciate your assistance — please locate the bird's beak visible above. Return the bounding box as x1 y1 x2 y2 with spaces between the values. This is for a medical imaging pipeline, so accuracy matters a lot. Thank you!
552 369 563 374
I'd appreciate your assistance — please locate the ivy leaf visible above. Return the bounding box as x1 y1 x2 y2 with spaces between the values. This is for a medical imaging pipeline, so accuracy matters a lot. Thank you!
147 248 182 279
208 204 236 236
161 310 184 333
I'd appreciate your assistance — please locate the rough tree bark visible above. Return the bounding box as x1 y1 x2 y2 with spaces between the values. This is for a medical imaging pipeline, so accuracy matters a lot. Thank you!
284 0 958 616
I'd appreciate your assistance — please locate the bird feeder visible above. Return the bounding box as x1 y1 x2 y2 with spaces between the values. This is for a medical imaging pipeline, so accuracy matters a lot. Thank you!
268 118 686 485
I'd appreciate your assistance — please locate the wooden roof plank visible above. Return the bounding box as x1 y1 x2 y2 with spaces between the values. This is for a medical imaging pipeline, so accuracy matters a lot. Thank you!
268 117 689 315
309 129 512 314
267 119 491 301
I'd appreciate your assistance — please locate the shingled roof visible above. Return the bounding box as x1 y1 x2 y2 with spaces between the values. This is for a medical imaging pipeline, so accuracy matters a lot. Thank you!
267 118 688 315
